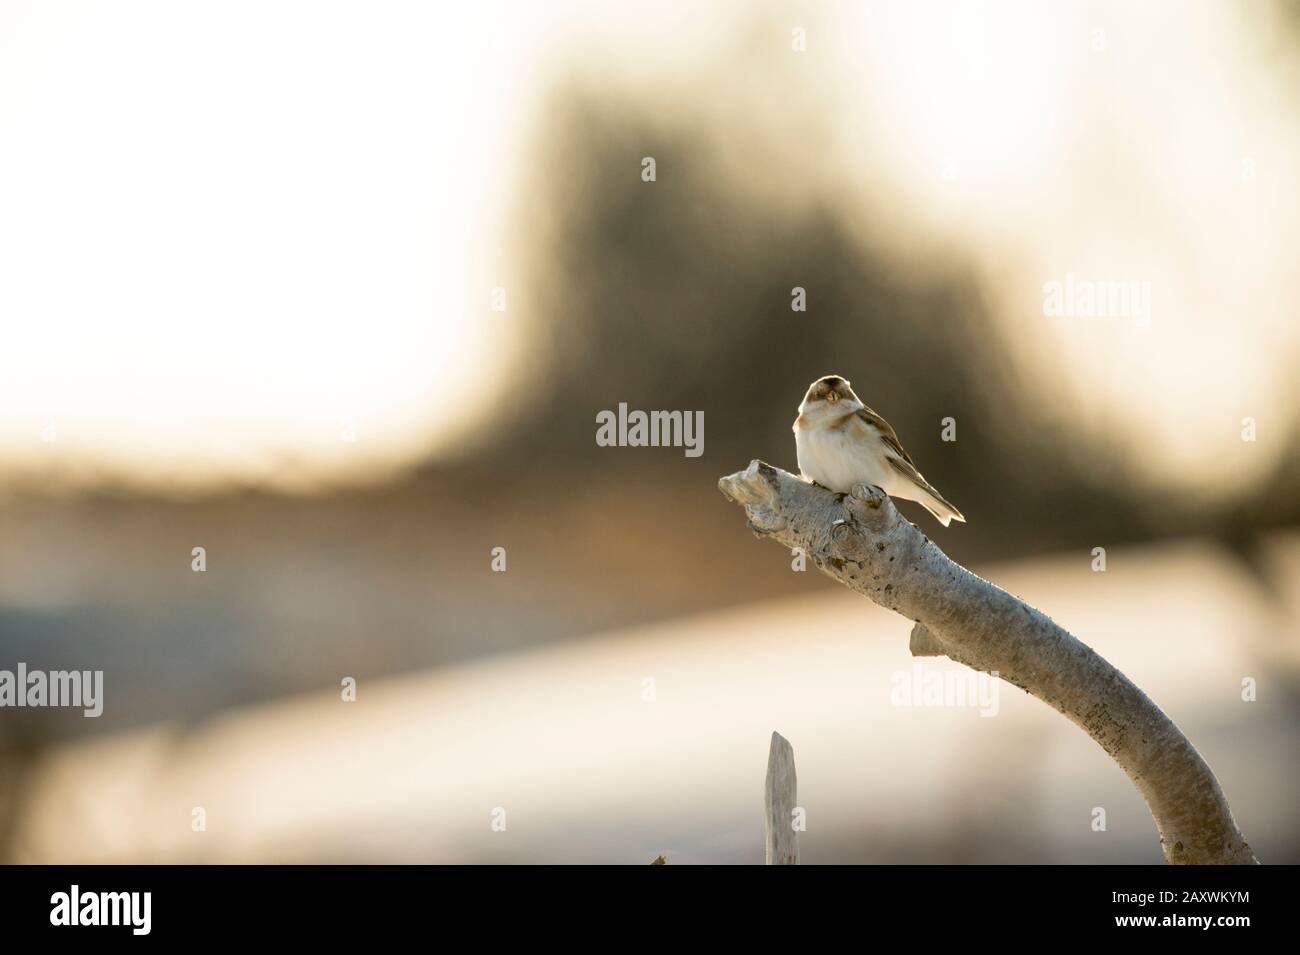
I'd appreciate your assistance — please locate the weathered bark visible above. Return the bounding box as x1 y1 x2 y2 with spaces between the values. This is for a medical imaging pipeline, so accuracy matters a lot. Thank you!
719 460 1257 865
764 731 799 865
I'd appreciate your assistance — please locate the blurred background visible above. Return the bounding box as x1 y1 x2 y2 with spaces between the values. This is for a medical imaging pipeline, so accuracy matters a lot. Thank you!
1 0 1298 863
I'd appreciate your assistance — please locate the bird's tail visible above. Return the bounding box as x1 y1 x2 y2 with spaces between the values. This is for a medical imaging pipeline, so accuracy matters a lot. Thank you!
885 455 966 527
916 486 966 528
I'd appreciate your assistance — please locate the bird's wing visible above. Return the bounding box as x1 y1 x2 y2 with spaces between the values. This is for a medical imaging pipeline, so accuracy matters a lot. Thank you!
856 406 915 466
859 405 941 493
858 407 964 521
885 452 935 494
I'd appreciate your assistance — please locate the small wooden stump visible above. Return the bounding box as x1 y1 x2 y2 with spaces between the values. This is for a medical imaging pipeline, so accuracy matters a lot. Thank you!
764 731 799 865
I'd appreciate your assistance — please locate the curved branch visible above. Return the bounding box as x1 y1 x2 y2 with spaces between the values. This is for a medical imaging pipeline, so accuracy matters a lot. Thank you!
718 460 1256 865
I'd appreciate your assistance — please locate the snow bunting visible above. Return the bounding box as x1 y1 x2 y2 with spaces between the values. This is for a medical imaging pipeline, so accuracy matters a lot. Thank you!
793 374 965 527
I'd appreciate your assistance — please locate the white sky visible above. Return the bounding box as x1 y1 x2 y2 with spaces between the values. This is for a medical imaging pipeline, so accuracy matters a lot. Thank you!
0 1 540 490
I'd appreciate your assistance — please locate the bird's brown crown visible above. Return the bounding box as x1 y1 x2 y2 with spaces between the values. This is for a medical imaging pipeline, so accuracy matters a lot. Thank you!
805 374 854 405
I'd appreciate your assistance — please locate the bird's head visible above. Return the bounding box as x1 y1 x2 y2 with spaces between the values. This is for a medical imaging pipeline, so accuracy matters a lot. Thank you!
800 374 860 415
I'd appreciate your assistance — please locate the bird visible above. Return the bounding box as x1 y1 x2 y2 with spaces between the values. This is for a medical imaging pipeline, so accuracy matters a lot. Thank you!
793 374 965 527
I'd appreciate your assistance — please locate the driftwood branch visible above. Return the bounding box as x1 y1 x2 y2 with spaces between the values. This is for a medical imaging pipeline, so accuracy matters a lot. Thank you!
719 460 1256 865
764 731 799 865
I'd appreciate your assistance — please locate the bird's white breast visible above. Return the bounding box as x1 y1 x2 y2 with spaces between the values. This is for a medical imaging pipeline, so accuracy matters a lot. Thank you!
795 414 891 493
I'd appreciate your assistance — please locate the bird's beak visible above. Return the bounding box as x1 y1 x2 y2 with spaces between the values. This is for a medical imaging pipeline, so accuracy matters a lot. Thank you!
826 392 839 404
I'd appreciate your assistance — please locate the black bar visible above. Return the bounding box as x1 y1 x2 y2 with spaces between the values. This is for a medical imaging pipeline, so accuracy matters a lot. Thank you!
0 863 1279 941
